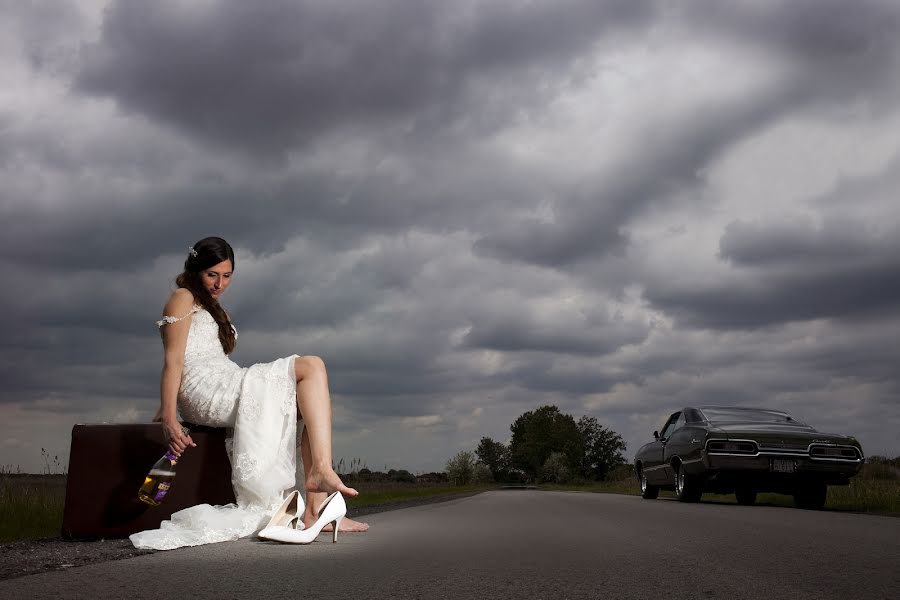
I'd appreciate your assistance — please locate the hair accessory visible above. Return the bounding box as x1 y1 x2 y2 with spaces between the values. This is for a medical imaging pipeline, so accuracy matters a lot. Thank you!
188 247 198 258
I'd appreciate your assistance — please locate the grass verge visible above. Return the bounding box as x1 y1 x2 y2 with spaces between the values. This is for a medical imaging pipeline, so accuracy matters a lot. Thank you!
0 475 67 543
542 467 900 515
345 483 498 511
0 476 498 544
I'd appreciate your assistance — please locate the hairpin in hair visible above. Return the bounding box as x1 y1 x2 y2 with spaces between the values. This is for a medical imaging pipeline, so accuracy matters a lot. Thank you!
188 247 198 258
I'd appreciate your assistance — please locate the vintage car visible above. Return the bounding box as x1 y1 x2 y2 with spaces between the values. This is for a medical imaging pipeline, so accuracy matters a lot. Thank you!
634 406 864 509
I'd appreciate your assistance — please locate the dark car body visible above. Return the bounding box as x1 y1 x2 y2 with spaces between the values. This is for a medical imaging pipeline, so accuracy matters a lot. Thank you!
634 406 864 509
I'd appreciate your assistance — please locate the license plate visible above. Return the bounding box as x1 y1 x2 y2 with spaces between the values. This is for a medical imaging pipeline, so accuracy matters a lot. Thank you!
772 458 796 473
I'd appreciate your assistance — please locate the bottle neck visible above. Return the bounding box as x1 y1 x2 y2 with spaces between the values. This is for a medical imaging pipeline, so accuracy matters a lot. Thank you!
163 451 179 463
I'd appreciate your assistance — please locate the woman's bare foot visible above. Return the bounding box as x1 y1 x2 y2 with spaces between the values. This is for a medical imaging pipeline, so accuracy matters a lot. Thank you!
306 467 358 497
302 496 369 531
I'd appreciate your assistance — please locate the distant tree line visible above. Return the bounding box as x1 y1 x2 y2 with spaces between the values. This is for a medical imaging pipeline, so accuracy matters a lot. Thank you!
868 455 900 469
865 455 900 481
446 404 627 485
336 457 436 484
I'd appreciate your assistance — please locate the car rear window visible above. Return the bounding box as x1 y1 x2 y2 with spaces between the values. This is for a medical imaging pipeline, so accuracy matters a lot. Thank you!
699 408 804 424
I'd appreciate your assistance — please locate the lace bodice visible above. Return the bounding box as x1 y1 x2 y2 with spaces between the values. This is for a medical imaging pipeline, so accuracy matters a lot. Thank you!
184 309 229 363
156 306 237 364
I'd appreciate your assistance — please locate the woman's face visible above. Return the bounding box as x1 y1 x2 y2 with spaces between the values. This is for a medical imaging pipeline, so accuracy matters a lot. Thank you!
202 260 233 300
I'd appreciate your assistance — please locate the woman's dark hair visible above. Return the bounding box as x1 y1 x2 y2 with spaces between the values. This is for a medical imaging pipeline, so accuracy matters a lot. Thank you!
175 237 236 354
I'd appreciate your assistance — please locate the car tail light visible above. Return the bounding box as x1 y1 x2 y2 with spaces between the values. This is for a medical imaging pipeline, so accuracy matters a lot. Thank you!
706 440 758 454
809 445 861 460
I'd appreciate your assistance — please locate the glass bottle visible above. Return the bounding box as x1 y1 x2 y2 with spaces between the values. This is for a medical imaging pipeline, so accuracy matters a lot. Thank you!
138 450 179 506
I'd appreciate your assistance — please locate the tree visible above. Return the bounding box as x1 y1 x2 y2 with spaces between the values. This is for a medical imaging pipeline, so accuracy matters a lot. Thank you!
388 468 416 483
577 415 627 480
446 450 475 486
475 437 510 482
509 405 583 481
472 463 494 484
540 452 571 484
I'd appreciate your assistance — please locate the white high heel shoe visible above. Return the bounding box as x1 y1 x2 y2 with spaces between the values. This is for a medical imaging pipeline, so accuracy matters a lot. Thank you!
258 491 346 544
258 490 306 540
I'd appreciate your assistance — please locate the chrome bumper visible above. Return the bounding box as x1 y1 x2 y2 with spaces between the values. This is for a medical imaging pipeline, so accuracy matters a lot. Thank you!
702 451 863 475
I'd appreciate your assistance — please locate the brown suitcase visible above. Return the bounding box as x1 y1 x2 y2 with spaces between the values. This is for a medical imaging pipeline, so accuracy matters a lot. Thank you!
61 423 236 539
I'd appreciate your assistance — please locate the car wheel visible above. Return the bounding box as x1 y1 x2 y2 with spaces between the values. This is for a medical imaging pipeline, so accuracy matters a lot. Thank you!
793 479 827 510
675 462 702 503
735 485 757 506
639 467 659 500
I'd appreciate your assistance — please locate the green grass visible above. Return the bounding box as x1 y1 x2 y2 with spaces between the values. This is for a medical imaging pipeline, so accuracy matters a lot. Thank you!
345 482 498 511
825 472 900 514
539 478 640 496
544 462 900 515
0 475 67 543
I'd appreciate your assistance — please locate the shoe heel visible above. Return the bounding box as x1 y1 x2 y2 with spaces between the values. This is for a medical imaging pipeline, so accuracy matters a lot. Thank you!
332 517 342 543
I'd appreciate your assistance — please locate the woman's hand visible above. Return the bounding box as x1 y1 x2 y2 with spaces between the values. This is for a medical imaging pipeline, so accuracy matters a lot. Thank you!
162 419 196 457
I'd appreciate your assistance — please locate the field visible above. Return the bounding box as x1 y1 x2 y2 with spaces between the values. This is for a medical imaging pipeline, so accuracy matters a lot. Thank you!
0 474 67 543
2 462 897 544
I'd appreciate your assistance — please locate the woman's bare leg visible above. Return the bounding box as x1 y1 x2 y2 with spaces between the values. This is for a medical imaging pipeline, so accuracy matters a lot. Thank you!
294 355 357 497
300 426 369 532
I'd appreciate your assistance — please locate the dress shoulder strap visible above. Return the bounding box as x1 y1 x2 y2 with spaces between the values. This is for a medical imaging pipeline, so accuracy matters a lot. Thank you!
156 305 201 328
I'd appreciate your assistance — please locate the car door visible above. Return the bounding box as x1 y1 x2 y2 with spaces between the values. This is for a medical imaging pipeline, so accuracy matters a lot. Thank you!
661 412 688 483
644 412 679 484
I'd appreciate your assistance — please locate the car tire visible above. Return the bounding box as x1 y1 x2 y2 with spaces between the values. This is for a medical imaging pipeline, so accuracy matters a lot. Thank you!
675 462 702 503
793 479 827 510
735 485 757 506
638 467 659 499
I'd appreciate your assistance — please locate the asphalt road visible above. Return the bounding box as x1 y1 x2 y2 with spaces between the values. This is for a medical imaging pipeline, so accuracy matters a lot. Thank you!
1 490 897 599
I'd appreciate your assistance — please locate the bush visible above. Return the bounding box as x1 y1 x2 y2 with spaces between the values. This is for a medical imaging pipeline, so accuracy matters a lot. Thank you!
540 452 571 484
416 472 449 484
861 461 900 481
501 469 530 484
391 469 417 483
606 463 635 482
446 450 475 486
472 462 494 484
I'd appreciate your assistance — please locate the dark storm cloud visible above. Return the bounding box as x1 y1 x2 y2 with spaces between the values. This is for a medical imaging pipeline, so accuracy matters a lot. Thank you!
645 217 900 329
75 0 655 157
0 324 159 407
508 359 625 396
790 324 900 385
4 0 900 470
676 0 900 115
0 133 545 275
473 90 792 266
2 177 265 270
691 0 900 70
475 0 900 269
718 218 883 268
1 163 397 272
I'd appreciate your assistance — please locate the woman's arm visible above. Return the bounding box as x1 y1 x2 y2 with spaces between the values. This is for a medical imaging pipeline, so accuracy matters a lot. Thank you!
158 288 197 456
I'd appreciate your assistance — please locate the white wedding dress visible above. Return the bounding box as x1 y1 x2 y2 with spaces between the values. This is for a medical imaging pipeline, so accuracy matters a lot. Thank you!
129 306 300 550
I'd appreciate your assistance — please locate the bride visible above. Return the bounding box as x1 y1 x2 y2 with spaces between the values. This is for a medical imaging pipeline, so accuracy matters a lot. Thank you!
130 236 367 550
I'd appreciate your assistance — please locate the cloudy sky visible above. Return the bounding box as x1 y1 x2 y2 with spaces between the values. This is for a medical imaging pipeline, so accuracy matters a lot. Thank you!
3 0 900 474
